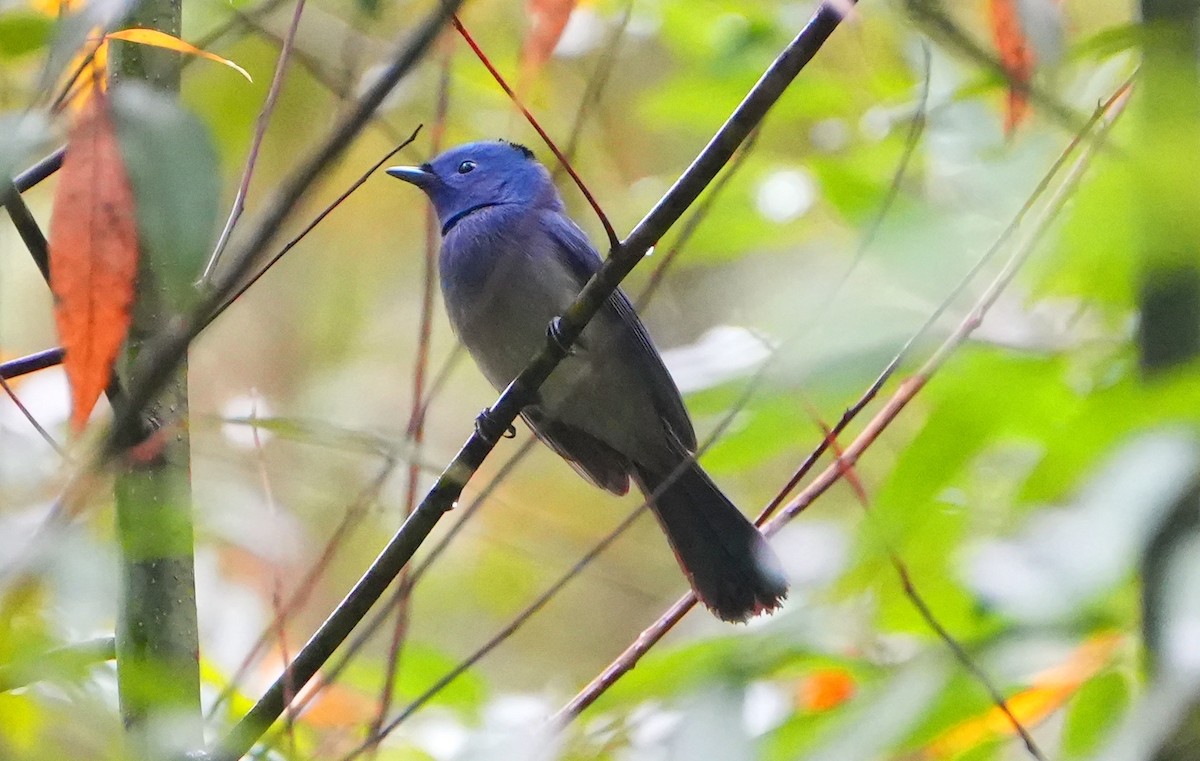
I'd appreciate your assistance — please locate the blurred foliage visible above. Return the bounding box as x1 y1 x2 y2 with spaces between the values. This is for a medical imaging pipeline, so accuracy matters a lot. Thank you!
4 0 1200 759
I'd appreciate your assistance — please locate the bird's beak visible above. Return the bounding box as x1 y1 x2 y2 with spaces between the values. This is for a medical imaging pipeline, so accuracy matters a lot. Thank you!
386 165 435 188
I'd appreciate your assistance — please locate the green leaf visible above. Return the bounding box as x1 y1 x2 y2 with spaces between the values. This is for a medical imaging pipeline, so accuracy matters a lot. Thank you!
0 12 52 59
1062 670 1129 758
110 82 221 307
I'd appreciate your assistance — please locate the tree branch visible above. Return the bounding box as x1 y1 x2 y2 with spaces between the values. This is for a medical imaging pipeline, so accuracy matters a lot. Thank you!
205 4 856 758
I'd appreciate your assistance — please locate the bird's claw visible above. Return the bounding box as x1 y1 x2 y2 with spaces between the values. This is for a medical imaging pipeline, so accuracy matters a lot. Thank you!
547 317 574 358
475 407 516 444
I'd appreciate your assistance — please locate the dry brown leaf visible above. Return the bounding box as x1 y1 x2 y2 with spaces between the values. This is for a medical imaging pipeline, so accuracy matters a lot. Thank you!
49 88 139 432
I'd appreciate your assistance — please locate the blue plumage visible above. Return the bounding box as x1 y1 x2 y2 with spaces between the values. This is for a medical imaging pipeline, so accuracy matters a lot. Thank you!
387 140 787 621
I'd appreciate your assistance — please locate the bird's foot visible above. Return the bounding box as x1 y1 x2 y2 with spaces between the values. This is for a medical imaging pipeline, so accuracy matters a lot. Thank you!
546 317 575 358
475 407 517 444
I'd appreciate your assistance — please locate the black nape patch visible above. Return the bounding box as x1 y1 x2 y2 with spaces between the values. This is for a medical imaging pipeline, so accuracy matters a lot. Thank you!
503 140 535 160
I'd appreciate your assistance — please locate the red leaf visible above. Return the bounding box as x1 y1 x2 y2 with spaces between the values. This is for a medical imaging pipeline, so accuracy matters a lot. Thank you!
49 88 139 432
988 0 1035 136
522 0 577 77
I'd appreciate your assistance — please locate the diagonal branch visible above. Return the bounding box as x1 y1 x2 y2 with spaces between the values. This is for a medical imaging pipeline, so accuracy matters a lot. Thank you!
102 1 463 455
452 15 619 250
203 0 310 282
204 5 857 758
552 74 1132 729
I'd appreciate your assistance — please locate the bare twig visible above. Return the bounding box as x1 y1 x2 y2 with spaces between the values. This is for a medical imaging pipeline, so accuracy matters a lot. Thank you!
203 0 309 283
558 0 634 170
0 375 65 457
206 7 855 758
210 127 422 322
860 43 931 253
205 458 396 722
369 41 454 751
553 75 1132 728
452 15 619 250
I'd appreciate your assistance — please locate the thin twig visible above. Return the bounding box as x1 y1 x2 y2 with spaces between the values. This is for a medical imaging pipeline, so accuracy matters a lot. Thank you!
859 42 931 253
246 393 297 751
368 41 454 751
817 421 1044 759
205 8 853 757
205 457 396 722
452 15 619 250
209 126 422 322
552 74 1133 729
203 0 309 283
0 375 65 457
558 0 634 170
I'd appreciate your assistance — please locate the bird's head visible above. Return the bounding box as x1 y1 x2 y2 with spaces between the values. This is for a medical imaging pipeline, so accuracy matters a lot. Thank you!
387 140 561 231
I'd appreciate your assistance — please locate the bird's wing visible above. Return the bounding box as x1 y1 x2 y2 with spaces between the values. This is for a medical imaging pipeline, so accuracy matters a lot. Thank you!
521 407 631 495
540 211 698 450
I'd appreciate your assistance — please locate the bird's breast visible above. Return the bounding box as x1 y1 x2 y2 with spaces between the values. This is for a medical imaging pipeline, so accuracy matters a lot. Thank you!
439 208 581 391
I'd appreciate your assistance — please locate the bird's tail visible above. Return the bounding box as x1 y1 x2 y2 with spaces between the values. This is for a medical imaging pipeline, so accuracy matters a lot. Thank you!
636 460 788 622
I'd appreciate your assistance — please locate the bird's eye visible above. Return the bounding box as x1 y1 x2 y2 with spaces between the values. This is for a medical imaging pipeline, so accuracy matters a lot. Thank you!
457 160 477 174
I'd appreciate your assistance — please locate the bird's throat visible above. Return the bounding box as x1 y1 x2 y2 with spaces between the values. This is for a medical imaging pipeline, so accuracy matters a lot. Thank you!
441 201 507 236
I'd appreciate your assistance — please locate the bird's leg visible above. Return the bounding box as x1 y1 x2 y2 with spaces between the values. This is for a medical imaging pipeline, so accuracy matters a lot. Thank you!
546 317 575 358
475 407 517 443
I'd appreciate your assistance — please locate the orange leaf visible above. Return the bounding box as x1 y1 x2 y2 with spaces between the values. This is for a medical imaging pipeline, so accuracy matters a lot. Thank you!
798 667 856 712
987 0 1034 136
29 0 86 16
923 633 1123 759
49 90 139 432
522 0 577 76
60 37 109 112
105 28 252 82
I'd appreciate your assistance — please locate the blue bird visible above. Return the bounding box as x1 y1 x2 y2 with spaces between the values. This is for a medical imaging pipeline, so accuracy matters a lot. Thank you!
387 140 787 621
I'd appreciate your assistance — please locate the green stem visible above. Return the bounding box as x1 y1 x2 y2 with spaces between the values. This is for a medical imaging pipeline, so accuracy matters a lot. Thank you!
109 0 202 757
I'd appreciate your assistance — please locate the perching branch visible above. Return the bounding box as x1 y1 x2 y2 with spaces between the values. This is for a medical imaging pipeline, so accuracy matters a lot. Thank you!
205 5 856 759
553 74 1132 728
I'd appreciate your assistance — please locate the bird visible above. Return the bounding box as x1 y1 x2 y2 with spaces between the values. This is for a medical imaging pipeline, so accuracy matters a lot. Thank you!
387 140 787 622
